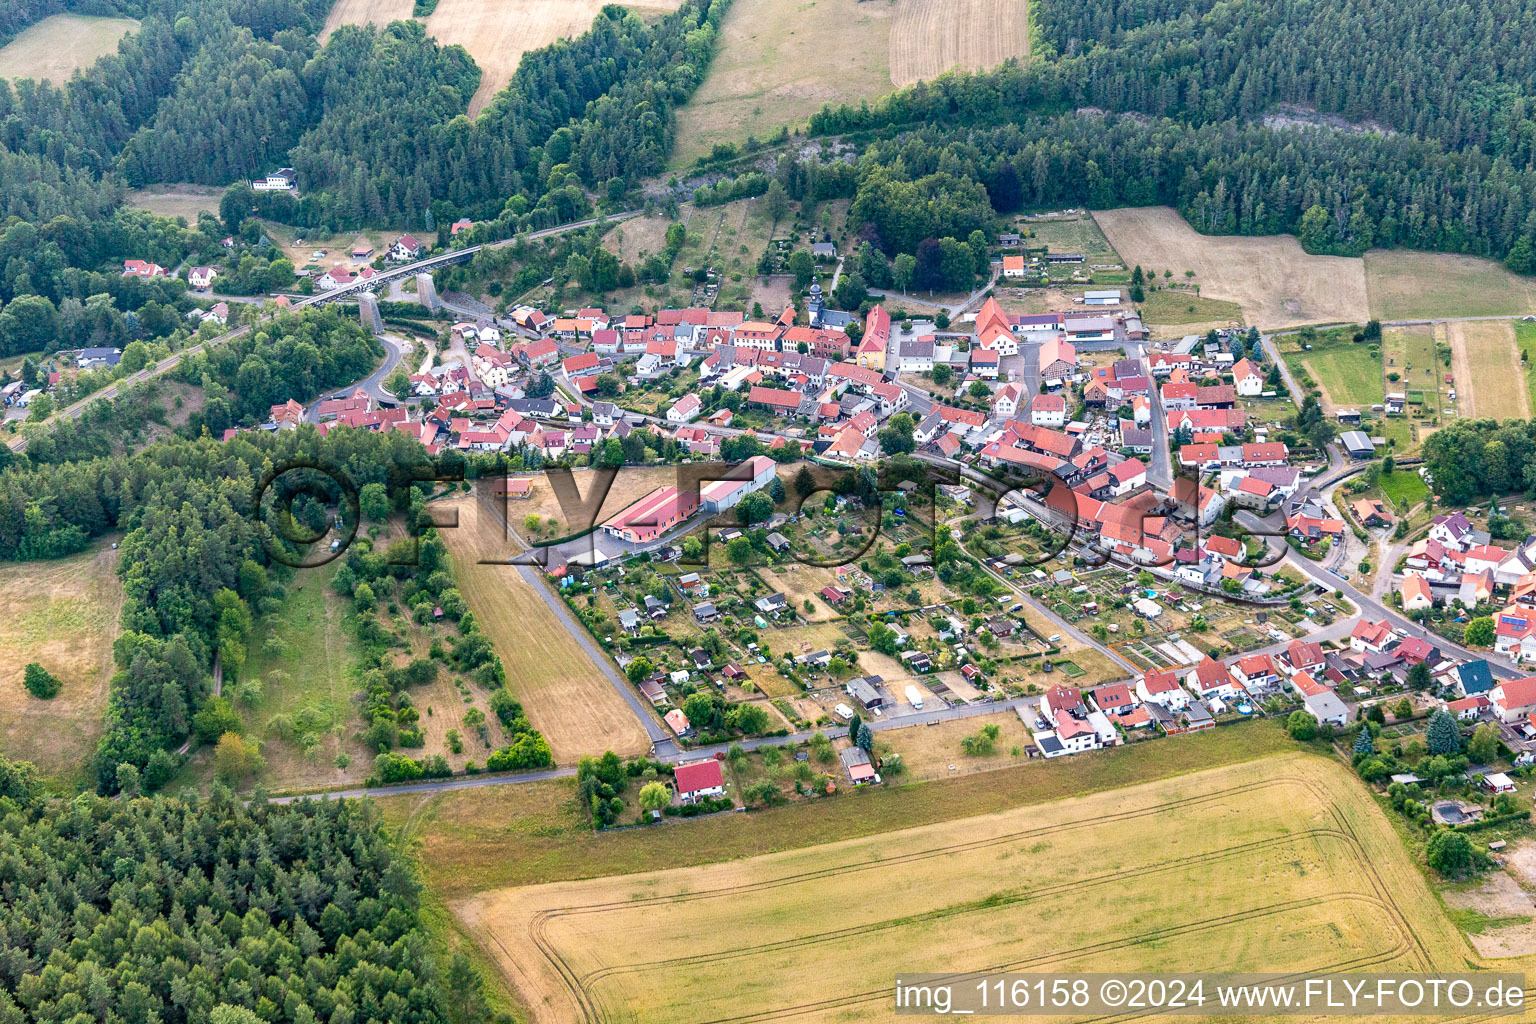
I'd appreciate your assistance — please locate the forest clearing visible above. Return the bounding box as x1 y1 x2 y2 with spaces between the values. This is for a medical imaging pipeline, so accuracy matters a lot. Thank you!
0 14 138 83
0 541 122 782
888 0 1027 88
1094 206 1370 329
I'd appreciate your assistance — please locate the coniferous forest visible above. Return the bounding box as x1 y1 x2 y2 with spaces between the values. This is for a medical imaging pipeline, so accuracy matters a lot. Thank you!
0 759 465 1024
807 0 1536 264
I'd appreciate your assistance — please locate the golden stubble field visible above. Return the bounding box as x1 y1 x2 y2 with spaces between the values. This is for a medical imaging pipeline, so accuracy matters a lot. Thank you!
425 0 685 116
674 0 1028 165
0 13 137 84
1448 320 1529 421
438 492 652 761
455 754 1472 1024
1094 206 1371 329
888 0 1027 88
672 0 900 166
322 0 685 117
0 542 122 780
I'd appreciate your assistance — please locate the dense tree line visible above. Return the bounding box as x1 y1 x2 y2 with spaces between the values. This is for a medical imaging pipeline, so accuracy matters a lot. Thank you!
1420 419 1536 504
808 6 1536 265
0 760 461 1024
0 0 732 243
281 20 480 226
223 0 731 230
814 99 1536 262
90 425 451 790
1034 0 1536 161
332 527 554 778
0 208 200 357
0 310 406 789
0 0 328 184
177 306 381 426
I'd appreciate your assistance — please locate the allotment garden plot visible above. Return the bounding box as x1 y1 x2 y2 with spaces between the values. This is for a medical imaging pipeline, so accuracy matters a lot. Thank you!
1009 563 1328 673
457 755 1466 1024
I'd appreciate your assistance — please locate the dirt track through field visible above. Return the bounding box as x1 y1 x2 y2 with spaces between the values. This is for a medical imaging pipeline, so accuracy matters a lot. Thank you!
1094 206 1370 329
889 0 1028 88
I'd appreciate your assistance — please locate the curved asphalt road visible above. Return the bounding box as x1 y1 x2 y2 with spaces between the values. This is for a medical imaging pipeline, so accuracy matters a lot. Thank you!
306 332 411 422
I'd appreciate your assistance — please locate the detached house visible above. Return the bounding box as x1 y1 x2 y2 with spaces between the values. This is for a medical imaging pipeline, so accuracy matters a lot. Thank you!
1136 669 1190 710
1231 653 1280 691
1401 572 1434 612
1491 676 1536 725
1495 606 1536 662
1281 640 1325 677
666 393 702 423
1030 392 1067 427
1186 656 1244 702
1349 618 1396 654
123 259 168 278
991 382 1024 419
390 234 424 261
1230 358 1264 396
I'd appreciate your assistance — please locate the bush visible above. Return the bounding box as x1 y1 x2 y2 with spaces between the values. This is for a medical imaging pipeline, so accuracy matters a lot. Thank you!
1426 829 1479 878
193 696 243 744
1286 710 1318 741
22 662 59 699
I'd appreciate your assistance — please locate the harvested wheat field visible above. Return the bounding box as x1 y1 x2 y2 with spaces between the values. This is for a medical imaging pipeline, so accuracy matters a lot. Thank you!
457 755 1469 1024
0 542 122 780
0 13 137 83
673 0 898 167
889 0 1027 88
1094 206 1370 329
428 0 685 116
439 493 651 761
322 0 686 116
318 0 413 42
1450 320 1529 421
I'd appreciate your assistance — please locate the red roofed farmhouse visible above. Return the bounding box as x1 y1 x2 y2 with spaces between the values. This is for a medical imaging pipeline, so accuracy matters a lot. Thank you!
673 758 726 804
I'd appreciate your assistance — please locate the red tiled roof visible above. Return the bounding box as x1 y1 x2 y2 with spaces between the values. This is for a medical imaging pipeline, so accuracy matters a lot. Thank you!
674 758 724 795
